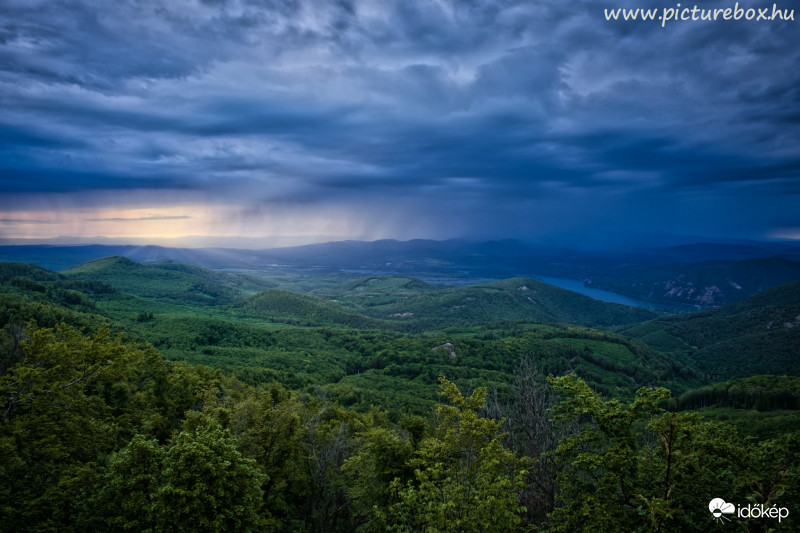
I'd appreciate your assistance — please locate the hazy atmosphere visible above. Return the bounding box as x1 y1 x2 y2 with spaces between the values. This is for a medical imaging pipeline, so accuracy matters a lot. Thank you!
1 0 798 247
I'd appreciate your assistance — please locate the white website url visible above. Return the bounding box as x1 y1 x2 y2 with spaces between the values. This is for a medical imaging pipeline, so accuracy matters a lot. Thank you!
604 3 795 27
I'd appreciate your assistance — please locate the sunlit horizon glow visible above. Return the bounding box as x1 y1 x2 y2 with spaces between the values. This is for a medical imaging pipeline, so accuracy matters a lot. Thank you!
0 202 415 247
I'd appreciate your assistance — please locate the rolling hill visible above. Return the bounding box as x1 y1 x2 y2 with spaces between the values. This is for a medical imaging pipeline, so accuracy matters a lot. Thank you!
0 259 702 402
61 256 274 305
6 255 797 398
617 281 800 380
320 276 658 330
0 261 64 283
58 258 659 332
232 275 658 332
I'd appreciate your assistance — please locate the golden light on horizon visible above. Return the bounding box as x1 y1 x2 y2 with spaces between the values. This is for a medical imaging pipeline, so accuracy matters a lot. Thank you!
1 206 210 240
0 202 392 246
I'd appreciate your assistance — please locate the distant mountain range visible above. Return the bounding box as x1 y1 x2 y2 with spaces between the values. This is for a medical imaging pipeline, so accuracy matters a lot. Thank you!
2 238 800 308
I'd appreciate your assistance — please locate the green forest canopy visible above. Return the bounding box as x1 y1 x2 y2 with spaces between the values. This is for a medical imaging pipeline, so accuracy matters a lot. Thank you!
1 259 799 531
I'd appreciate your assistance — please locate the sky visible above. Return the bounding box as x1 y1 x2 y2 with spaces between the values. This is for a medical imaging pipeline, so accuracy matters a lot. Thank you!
1 0 799 248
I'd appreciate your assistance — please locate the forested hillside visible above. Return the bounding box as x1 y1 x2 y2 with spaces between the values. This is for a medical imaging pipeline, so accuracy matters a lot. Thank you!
61 256 276 305
617 282 800 380
314 276 658 330
1 258 799 531
0 260 694 409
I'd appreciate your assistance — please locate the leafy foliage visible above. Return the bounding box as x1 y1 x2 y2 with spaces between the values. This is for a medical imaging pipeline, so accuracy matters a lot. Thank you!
384 377 528 532
543 375 800 532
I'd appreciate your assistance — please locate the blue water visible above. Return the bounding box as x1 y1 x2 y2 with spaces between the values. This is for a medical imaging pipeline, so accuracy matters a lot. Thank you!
533 275 665 311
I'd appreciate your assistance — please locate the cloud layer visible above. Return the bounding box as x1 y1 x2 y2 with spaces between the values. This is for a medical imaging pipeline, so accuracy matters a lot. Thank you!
1 0 798 245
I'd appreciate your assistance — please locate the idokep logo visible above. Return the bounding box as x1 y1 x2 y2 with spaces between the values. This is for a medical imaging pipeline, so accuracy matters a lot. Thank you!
709 497 790 524
709 498 735 523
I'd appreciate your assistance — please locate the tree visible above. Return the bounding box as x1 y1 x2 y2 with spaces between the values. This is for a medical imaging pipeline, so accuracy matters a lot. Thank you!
544 374 671 532
100 434 165 531
342 423 414 531
386 376 528 532
487 356 578 524
211 382 308 529
102 425 267 533
544 374 800 532
0 318 26 376
303 405 362 533
156 424 267 532
0 324 120 529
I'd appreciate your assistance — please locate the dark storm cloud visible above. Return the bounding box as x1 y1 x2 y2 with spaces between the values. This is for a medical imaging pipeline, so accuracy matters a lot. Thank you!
0 0 798 241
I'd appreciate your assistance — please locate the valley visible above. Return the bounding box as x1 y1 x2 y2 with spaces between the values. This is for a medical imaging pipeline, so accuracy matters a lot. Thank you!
2 241 799 423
